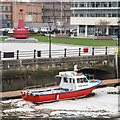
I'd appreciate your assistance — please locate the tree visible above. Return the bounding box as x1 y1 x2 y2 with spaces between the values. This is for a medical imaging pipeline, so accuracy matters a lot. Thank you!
96 20 110 36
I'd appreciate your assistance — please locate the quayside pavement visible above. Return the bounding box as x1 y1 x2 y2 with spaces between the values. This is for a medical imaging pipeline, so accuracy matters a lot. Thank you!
0 79 119 100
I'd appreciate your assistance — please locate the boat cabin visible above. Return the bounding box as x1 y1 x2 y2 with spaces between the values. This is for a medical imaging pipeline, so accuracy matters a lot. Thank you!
56 71 89 91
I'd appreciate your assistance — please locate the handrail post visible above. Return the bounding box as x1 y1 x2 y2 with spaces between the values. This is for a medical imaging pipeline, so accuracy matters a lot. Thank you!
105 47 107 55
92 47 94 55
0 51 1 60
79 48 81 56
17 50 19 60
64 48 67 57
34 49 36 59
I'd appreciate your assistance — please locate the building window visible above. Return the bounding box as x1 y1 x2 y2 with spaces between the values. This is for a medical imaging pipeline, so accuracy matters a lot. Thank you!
112 2 117 7
75 14 78 17
80 14 84 17
88 25 95 35
112 14 117 17
96 2 100 7
79 2 85 7
89 2 95 7
109 2 112 7
2 15 10 20
75 2 78 7
101 2 107 7
2 6 10 11
108 13 112 17
71 3 74 7
118 2 120 7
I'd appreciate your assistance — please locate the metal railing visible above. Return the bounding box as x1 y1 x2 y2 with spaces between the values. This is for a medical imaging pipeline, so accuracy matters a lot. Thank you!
0 46 114 60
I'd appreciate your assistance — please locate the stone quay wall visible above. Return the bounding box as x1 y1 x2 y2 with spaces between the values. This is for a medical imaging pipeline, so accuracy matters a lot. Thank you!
2 55 116 91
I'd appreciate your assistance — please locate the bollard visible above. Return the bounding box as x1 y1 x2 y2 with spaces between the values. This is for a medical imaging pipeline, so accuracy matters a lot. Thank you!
37 51 41 57
64 48 67 57
79 48 81 56
17 50 19 60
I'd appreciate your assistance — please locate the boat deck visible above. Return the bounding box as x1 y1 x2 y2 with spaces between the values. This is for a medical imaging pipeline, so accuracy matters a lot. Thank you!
29 88 69 95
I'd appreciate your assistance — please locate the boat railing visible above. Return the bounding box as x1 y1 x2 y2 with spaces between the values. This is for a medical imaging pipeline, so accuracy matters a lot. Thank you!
23 85 42 90
23 82 57 91
45 82 57 87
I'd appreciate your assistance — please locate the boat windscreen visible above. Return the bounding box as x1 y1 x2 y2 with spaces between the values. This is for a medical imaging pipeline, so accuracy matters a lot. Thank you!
77 78 88 83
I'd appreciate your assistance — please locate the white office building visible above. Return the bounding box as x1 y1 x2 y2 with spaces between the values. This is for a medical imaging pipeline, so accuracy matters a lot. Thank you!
70 0 120 37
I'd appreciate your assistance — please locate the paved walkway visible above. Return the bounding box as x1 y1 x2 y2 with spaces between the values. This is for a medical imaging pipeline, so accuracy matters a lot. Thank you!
0 79 119 100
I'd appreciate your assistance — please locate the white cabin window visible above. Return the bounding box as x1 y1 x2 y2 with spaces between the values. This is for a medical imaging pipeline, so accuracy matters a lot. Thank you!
73 79 75 84
64 77 68 83
77 78 88 83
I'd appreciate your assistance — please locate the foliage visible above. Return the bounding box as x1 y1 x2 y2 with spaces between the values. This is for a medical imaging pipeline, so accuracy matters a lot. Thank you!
96 19 110 36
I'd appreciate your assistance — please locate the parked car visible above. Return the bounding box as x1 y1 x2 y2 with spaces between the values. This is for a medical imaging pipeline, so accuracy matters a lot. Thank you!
38 27 49 33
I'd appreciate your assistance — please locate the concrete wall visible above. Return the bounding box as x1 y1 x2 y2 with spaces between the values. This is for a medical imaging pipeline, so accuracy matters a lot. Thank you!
2 55 116 91
71 17 118 26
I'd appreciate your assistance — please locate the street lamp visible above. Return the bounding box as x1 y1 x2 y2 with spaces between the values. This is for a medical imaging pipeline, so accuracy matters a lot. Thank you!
117 20 120 46
48 20 53 58
117 20 120 78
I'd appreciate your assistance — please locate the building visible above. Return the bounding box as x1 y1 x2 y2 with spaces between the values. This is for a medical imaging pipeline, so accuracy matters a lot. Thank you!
42 2 70 30
70 0 120 37
0 2 42 28
0 1 70 30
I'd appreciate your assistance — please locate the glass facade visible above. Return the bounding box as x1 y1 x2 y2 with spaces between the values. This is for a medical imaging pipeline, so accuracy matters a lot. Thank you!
71 1 119 8
71 9 120 17
71 1 120 17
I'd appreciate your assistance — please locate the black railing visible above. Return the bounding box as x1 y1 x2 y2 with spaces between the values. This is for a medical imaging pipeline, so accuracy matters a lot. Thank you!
0 47 113 60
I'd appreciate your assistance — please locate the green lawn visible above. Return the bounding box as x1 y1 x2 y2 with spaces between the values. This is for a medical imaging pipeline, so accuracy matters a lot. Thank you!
31 36 117 46
1 36 117 46
0 37 9 42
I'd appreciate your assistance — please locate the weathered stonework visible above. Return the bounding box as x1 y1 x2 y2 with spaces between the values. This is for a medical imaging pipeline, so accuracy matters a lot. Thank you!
2 55 116 91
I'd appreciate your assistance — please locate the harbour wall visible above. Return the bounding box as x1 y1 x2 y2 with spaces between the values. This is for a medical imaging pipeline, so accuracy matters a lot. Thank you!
2 55 116 91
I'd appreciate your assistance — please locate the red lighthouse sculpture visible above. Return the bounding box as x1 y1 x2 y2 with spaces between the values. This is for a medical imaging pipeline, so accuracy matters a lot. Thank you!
13 8 29 39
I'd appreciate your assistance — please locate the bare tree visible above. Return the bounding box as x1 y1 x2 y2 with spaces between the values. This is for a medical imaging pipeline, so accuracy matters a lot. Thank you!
96 19 110 36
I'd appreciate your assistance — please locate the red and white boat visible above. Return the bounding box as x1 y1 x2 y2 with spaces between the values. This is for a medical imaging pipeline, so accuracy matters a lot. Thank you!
21 65 101 103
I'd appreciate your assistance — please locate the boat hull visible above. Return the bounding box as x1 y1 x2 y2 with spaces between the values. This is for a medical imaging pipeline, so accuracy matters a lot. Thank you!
22 86 97 103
